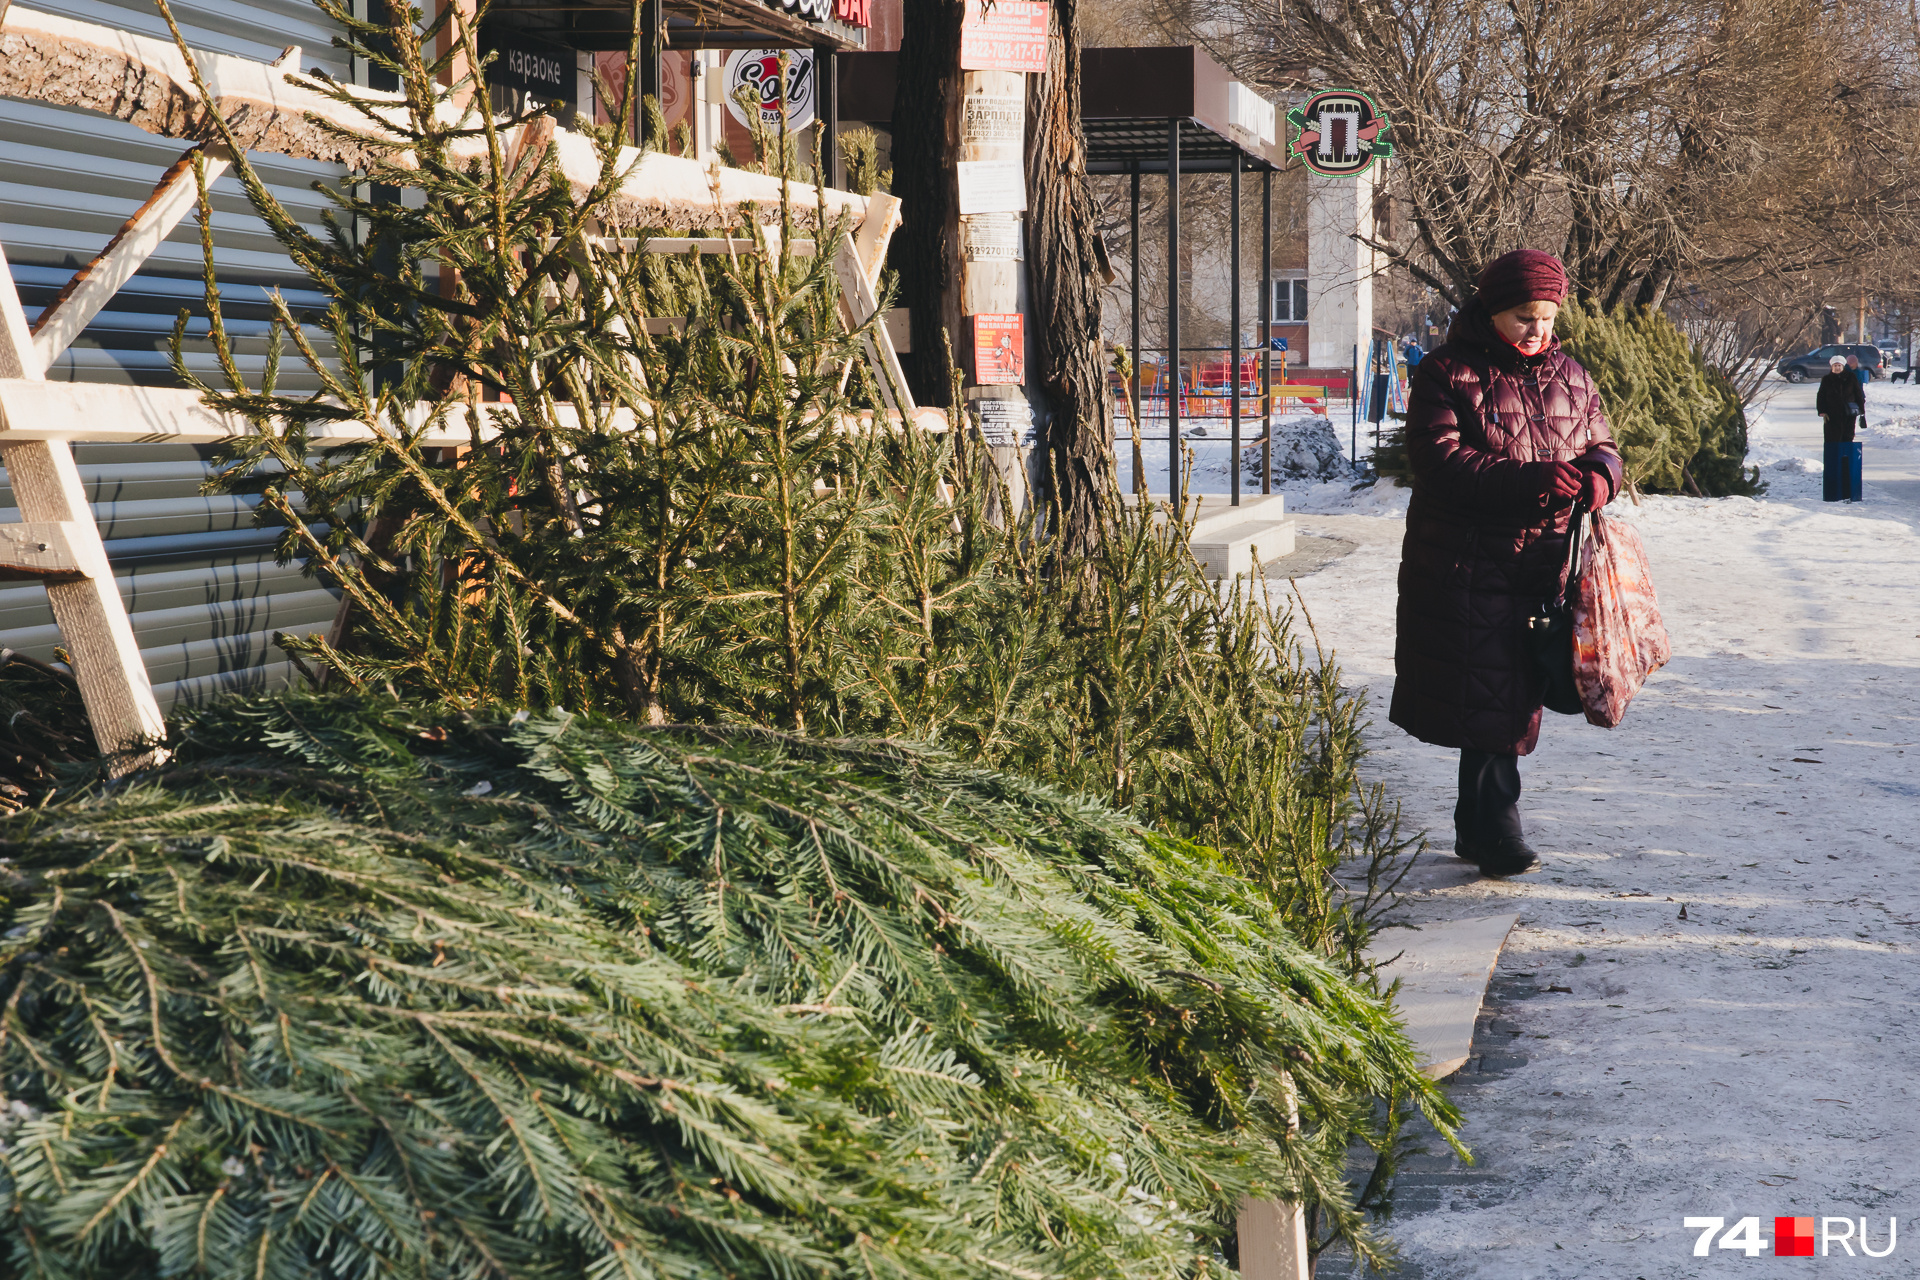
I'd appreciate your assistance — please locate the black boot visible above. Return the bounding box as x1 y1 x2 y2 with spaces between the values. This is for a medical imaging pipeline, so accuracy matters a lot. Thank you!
1455 749 1539 876
1469 836 1539 877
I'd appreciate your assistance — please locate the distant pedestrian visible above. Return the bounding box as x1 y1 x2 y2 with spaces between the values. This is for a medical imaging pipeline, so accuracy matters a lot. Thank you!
1818 354 1864 502
1390 250 1624 878
1404 338 1425 368
1848 353 1871 388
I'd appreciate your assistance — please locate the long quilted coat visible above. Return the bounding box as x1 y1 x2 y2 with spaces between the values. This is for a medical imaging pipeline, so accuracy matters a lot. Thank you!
1388 304 1626 755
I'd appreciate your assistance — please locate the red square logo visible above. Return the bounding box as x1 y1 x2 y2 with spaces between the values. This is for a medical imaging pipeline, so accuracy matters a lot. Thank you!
1776 1217 1816 1257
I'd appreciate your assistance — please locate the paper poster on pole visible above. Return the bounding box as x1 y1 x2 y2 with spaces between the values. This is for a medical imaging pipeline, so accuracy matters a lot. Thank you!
962 94 1025 144
973 313 1025 385
956 160 1027 214
960 0 1049 73
961 213 1024 261
974 398 1035 446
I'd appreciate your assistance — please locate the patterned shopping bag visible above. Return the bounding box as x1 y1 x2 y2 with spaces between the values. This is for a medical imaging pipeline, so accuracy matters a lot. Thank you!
1571 513 1672 727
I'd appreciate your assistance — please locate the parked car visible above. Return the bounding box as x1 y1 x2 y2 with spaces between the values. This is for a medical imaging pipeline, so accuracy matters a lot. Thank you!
1777 343 1885 382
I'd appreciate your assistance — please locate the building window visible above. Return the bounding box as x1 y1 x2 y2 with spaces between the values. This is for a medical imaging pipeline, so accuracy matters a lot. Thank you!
1271 277 1309 322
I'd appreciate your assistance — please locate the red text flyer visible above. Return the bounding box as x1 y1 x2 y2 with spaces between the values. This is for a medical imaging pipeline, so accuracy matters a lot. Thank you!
960 1 1049 74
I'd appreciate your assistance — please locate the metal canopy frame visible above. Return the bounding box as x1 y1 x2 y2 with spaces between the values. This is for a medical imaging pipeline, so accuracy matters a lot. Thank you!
1074 49 1284 502
1082 118 1264 175
832 45 1284 502
1131 135 1273 503
486 0 868 53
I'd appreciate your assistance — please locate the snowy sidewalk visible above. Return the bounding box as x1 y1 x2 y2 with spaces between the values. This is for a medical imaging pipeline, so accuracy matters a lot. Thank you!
1284 400 1920 1277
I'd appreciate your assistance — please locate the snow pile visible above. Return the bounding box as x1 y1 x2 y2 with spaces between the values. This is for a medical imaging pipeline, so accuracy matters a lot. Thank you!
1165 410 1416 516
1861 382 1920 449
1243 413 1360 483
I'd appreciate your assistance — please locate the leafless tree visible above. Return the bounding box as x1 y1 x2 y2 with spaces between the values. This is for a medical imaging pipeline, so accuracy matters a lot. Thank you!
1144 0 1920 390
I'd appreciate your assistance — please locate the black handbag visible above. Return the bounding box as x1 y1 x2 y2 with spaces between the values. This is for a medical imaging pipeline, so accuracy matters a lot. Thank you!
1524 505 1588 716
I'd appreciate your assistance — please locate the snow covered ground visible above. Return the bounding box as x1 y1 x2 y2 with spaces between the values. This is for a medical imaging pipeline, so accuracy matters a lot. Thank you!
1255 382 1920 1276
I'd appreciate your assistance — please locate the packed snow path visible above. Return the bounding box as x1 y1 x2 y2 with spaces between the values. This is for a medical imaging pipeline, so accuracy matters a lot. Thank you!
1263 383 1920 1277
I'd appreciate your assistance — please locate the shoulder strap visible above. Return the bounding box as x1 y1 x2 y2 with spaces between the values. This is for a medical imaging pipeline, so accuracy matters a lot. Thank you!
1557 506 1588 606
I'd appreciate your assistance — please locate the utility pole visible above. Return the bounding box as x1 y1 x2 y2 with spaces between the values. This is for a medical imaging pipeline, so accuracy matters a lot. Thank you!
894 0 1052 516
894 0 1114 540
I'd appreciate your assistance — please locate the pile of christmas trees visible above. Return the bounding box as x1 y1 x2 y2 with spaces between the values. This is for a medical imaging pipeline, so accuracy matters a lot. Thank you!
0 699 1450 1278
0 3 1454 1275
1556 301 1762 497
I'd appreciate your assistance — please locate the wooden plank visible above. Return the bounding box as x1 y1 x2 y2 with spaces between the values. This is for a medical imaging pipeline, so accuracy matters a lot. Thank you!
0 379 944 446
0 520 85 580
1238 1197 1309 1280
1365 912 1520 1079
0 439 169 769
853 192 901 292
2 234 169 769
0 246 162 764
833 232 916 418
1236 1070 1308 1280
0 241 39 381
30 144 231 367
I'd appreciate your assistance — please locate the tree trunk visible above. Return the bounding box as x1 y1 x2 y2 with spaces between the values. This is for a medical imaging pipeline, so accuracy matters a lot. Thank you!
1024 0 1111 556
891 0 964 407
1632 256 1676 311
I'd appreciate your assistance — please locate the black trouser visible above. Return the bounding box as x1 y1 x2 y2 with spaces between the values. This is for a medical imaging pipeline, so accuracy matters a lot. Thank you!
1456 748 1523 846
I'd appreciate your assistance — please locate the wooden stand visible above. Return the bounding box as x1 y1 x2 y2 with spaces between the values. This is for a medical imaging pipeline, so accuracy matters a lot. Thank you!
0 5 918 767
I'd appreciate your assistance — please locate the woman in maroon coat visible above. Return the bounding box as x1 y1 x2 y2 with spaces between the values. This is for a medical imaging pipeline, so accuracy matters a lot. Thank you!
1388 251 1625 877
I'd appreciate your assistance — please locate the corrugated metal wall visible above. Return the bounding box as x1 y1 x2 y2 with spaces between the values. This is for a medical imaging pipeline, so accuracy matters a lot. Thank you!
2 0 347 709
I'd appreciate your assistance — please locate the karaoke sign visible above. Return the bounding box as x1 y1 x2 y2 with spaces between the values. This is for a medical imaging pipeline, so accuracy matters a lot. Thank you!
1285 89 1392 177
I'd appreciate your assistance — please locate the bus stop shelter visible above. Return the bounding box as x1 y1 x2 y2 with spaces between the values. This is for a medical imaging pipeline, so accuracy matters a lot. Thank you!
838 45 1291 503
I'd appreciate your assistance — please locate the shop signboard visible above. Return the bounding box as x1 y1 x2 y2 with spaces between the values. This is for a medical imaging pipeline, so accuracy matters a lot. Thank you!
479 26 571 102
1286 89 1394 177
762 0 869 43
724 50 817 131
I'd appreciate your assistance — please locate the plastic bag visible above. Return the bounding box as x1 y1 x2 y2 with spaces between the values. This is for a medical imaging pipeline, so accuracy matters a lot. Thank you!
1572 512 1671 727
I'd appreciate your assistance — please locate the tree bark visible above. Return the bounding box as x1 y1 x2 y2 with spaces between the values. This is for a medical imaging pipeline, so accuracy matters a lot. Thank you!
1633 256 1676 312
891 0 965 406
1025 0 1111 556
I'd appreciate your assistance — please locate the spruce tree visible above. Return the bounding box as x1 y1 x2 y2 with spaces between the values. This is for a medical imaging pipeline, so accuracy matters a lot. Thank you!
1558 300 1761 496
117 0 1457 1264
0 697 1459 1277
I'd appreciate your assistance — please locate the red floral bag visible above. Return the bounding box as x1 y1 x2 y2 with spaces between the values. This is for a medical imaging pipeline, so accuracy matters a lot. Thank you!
1571 513 1671 728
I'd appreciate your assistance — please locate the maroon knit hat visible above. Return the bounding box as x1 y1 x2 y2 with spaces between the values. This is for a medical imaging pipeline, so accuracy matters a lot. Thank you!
1475 250 1569 316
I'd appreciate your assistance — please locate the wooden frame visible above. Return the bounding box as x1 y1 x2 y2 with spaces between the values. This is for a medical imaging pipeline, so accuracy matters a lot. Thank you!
0 5 924 769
